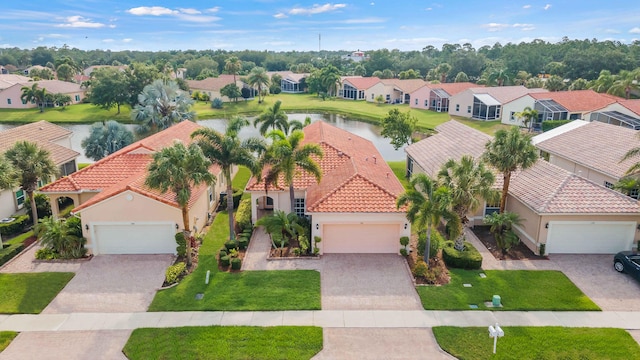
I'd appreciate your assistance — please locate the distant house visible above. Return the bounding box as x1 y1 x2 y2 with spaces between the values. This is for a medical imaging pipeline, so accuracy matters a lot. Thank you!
82 65 127 77
0 80 86 109
186 75 253 102
341 50 368 62
339 76 381 100
0 74 31 91
409 82 479 112
280 73 308 93
23 65 50 76
0 121 79 219
448 85 547 122
0 66 7 75
366 79 426 104
590 99 640 130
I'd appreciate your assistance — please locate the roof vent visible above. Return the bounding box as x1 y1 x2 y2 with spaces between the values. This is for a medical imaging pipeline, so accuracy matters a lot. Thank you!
365 157 368 161
39 127 43 130
373 156 377 164
348 137 351 140
386 172 389 178
337 151 343 157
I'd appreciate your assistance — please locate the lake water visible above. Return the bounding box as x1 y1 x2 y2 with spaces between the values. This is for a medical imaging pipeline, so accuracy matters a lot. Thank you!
0 113 407 163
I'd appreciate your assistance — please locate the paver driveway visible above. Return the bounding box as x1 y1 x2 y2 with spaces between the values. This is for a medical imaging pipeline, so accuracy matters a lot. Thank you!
43 254 174 314
321 254 422 310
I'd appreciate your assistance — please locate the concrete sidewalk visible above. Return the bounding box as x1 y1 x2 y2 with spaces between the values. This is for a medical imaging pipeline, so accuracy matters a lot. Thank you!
1 310 640 332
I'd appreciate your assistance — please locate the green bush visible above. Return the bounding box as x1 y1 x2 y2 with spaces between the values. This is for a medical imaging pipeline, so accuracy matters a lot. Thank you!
232 188 243 209
400 236 409 247
219 255 231 267
25 193 52 222
1 243 25 264
442 241 483 269
0 215 30 236
211 98 223 109
238 237 249 250
34 247 56 260
224 239 238 250
165 262 186 284
235 199 252 233
541 120 571 132
230 258 242 270
65 217 83 237
412 259 428 278
218 249 228 258
400 248 408 256
417 230 442 259
175 233 186 257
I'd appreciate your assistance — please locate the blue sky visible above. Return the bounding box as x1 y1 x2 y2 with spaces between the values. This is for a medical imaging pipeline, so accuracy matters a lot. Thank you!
0 1 638 52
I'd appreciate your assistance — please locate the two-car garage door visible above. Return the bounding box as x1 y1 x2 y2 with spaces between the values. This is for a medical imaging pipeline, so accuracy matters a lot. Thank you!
92 223 177 255
323 224 400 253
546 221 635 254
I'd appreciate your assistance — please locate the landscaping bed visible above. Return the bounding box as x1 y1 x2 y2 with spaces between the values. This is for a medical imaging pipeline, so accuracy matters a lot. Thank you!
472 225 545 260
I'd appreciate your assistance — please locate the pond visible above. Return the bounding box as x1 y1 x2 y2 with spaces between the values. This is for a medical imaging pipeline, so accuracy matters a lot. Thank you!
0 113 407 163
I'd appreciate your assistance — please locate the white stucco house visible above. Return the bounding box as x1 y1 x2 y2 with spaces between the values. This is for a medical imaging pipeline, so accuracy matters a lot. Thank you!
246 121 410 254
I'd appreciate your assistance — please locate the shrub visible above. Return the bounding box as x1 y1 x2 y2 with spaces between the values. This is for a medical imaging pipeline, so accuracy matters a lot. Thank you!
541 120 570 132
232 188 243 209
175 233 186 257
238 237 249 250
400 248 408 256
0 215 30 236
235 199 252 233
442 241 483 269
292 247 301 256
37 217 87 259
417 231 442 259
65 217 83 237
25 193 52 222
224 239 238 250
219 255 231 267
412 259 428 278
1 243 25 264
313 236 322 255
35 247 56 260
165 262 186 284
400 236 409 247
230 257 242 270
218 249 228 258
539 243 546 257
211 98 223 109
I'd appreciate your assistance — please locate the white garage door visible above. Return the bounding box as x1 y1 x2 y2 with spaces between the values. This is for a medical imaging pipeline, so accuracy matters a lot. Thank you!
323 224 400 253
93 223 177 255
546 221 635 254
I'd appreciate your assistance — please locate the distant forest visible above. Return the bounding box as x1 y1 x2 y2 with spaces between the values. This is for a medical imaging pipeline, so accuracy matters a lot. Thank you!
1 37 639 87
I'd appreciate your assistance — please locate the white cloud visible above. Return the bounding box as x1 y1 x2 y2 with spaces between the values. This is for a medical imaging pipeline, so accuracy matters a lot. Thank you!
513 23 535 31
56 16 106 28
102 39 114 43
343 17 385 24
274 13 288 19
127 7 178 16
126 6 220 23
544 4 552 10
370 2 375 5
178 8 201 15
483 23 510 32
630 27 640 34
604 29 621 34
425 7 432 11
288 3 347 16
206 7 220 13
523 4 531 9
123 38 133 43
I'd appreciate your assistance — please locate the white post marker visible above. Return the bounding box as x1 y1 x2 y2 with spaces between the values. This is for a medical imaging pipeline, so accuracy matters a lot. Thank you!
488 323 504 354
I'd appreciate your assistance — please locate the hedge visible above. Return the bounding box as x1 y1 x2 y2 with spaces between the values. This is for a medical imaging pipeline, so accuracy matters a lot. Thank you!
235 198 252 233
442 241 483 269
541 120 571 132
232 188 243 209
0 243 25 266
0 215 30 237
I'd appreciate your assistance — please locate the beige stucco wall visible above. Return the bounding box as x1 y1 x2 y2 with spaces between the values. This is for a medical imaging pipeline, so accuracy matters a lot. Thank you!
448 90 474 118
0 188 20 219
249 189 304 223
366 82 389 103
502 95 535 126
548 154 618 185
409 86 430 110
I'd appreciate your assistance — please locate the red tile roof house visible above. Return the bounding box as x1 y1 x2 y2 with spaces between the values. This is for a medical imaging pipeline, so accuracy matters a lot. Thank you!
338 76 381 101
448 85 548 122
409 82 479 112
186 75 253 102
0 121 79 219
246 121 411 254
590 99 640 130
405 120 640 255
39 121 227 255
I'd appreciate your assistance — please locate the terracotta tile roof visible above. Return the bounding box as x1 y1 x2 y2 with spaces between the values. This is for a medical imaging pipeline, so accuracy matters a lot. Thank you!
380 78 426 93
619 99 640 116
0 74 31 88
430 82 481 96
509 160 640 214
469 86 547 104
0 120 79 165
405 120 491 177
530 90 620 112
247 121 406 213
187 75 237 91
342 76 381 90
40 121 219 212
535 121 640 179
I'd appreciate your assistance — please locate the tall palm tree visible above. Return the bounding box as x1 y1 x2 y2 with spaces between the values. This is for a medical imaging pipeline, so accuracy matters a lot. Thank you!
247 67 270 103
318 65 342 96
621 136 640 176
20 83 47 112
438 155 499 250
487 68 509 86
254 100 288 135
435 63 451 83
515 106 539 132
483 127 538 214
262 129 323 213
607 70 640 99
286 117 312 135
132 79 195 135
589 70 615 93
397 173 459 265
192 117 266 241
145 141 216 266
224 56 242 84
5 141 58 224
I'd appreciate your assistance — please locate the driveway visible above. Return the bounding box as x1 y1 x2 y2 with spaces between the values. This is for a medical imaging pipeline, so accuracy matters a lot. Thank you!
0 331 130 360
321 254 422 310
43 254 174 314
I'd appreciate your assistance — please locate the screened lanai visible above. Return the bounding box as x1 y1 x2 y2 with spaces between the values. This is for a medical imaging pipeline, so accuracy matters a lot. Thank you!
429 88 450 112
591 111 640 130
472 94 501 120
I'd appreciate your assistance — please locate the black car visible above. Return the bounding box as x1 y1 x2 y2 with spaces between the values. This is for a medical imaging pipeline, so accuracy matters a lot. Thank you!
614 251 640 281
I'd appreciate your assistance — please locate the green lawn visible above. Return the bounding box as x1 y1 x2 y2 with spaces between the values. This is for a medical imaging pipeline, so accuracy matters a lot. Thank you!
433 326 640 360
0 332 17 352
387 161 410 189
0 273 75 313
231 166 253 200
417 269 600 311
124 326 323 360
0 103 132 124
3 230 34 246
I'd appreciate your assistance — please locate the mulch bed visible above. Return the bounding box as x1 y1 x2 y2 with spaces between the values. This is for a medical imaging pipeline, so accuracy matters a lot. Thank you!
471 225 546 261
406 233 450 285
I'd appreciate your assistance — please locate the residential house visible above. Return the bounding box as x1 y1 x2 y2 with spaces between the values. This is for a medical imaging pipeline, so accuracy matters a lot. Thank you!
341 50 368 62
186 75 253 102
0 74 31 91
40 121 227 255
590 99 640 130
409 82 479 112
0 80 86 109
23 65 50 76
0 121 79 219
448 86 547 122
0 66 7 75
339 76 381 101
246 121 410 254
406 120 640 255
366 79 426 104
280 73 308 93
82 65 127 77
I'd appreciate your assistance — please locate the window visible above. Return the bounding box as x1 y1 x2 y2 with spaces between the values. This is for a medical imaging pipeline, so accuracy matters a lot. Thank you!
406 157 414 178
414 98 418 105
386 94 390 101
75 95 80 102
510 112 516 122
456 104 460 112
7 99 11 105
294 198 306 217
22 99 27 105
59 160 76 177
15 189 25 208
424 100 428 107
371 93 374 100
432 99 437 107
604 181 614 189
208 186 214 204
630 188 639 200
467 105 471 114
484 201 500 216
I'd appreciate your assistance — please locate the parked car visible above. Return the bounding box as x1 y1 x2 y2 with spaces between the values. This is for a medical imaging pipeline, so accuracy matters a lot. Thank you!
614 251 640 281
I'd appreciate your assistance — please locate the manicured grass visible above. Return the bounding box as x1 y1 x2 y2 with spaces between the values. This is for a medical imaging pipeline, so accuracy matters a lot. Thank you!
433 326 640 360
231 166 252 200
0 103 132 124
0 273 74 314
417 269 600 311
387 161 410 189
78 163 90 170
452 116 510 135
124 326 323 360
0 332 17 352
3 230 34 246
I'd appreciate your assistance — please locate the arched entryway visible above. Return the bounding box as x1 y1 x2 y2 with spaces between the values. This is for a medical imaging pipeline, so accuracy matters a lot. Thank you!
256 196 274 220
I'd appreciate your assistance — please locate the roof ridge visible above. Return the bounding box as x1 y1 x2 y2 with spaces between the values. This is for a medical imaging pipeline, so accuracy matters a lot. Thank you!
307 164 358 210
354 172 402 199
538 170 572 213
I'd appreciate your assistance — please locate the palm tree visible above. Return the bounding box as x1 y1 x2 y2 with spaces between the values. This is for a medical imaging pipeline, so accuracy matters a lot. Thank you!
621 138 640 176
515 106 539 132
254 100 288 135
435 63 451 83
81 120 135 161
317 65 342 96
589 70 615 93
132 79 195 135
247 67 270 103
192 117 266 241
286 117 312 135
20 83 47 112
487 68 509 86
5 141 58 224
607 70 640 99
484 211 522 255
145 141 216 266
438 155 499 250
224 56 242 84
613 177 640 198
483 127 538 214
262 129 323 213
544 75 565 92
397 173 459 265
